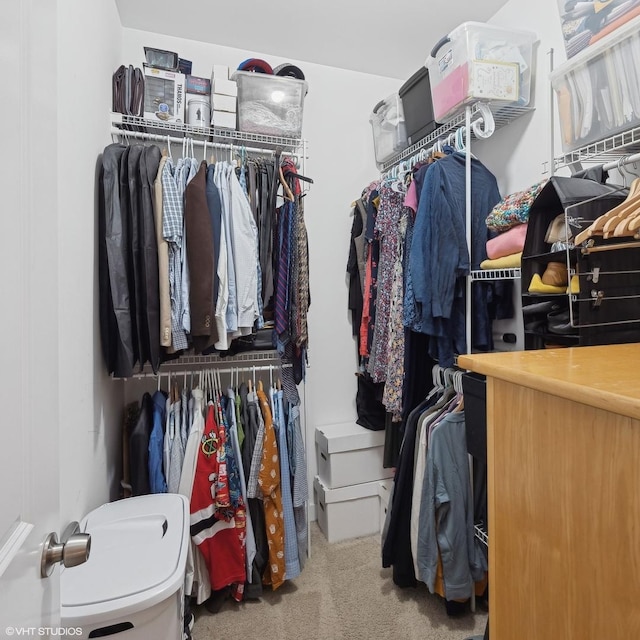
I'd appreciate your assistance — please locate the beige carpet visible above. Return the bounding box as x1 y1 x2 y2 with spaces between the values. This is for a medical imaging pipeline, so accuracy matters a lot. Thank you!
193 523 487 640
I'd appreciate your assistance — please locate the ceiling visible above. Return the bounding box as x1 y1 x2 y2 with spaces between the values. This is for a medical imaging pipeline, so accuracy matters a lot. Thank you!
114 0 511 80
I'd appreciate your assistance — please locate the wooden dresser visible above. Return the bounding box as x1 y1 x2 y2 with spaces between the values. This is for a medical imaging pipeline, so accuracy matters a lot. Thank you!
458 345 640 639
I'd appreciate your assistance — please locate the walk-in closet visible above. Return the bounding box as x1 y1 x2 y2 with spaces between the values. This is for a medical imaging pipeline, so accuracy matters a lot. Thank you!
4 0 640 639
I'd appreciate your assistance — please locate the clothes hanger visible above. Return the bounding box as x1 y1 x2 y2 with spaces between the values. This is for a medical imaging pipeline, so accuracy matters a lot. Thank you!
613 160 640 235
574 176 640 244
279 164 295 201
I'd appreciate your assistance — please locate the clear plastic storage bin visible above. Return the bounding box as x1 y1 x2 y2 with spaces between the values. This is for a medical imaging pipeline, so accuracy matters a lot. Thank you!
426 22 536 122
369 93 408 168
551 16 640 153
233 70 307 138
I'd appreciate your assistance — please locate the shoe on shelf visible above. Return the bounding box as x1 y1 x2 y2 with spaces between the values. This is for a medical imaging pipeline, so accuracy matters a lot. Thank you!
528 273 566 295
548 308 579 335
541 261 568 286
522 300 564 317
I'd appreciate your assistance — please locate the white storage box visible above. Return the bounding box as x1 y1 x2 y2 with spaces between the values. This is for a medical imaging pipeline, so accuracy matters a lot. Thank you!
143 65 185 124
551 16 640 153
213 77 238 97
212 93 237 113
315 422 393 489
314 476 380 542
378 479 392 535
233 70 307 138
61 494 190 640
370 93 408 168
426 22 535 122
212 110 237 129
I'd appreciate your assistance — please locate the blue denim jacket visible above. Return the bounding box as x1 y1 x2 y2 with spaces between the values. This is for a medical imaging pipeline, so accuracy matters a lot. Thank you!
406 153 500 366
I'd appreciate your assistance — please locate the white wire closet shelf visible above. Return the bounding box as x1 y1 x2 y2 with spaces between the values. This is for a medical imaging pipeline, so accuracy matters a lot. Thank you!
380 103 534 172
470 268 521 281
111 112 306 152
545 124 640 173
115 350 283 380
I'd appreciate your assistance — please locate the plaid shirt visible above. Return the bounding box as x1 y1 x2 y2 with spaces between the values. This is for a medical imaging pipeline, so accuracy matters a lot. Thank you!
246 392 265 499
162 159 188 350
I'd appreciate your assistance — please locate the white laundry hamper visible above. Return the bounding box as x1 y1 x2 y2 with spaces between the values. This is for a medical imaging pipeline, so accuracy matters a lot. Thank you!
61 494 190 639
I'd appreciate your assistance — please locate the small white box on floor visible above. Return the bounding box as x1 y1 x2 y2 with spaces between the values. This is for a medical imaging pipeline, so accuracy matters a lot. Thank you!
315 423 393 489
378 479 392 535
314 476 380 543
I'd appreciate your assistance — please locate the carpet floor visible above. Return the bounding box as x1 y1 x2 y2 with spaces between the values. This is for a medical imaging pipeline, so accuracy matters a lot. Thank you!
192 523 487 640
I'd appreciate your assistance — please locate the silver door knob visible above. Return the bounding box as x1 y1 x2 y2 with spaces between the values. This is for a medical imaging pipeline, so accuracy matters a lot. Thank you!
40 522 91 578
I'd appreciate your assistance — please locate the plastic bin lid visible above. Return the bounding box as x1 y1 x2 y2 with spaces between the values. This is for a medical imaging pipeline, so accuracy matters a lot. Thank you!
61 494 189 621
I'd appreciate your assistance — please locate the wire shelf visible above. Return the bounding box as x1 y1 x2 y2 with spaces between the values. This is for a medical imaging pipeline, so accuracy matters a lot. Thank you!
546 125 640 173
470 268 521 281
380 103 534 172
111 113 305 152
117 350 282 380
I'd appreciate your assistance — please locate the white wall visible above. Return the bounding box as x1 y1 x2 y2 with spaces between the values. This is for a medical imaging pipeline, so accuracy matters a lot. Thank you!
121 29 400 500
57 0 124 525
478 0 567 194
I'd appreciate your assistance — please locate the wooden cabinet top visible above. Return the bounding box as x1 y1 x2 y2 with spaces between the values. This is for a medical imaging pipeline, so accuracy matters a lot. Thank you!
458 345 640 420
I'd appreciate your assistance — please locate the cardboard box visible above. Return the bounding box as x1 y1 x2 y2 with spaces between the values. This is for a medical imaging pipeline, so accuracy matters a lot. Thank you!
213 64 229 79
315 423 393 489
212 77 238 97
211 93 236 113
185 75 211 96
314 476 380 543
212 110 236 129
143 65 185 124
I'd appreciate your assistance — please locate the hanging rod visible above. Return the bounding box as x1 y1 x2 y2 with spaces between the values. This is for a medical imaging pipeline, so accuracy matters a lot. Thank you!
124 362 292 380
111 127 302 160
602 151 640 172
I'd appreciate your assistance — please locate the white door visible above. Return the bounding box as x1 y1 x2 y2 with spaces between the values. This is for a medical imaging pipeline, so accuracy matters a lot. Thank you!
0 0 63 633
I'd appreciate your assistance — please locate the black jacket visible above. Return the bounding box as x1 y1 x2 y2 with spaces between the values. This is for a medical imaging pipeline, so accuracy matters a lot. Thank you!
99 144 135 378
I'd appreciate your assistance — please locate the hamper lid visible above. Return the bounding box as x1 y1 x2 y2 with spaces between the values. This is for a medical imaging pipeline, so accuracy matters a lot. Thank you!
61 494 189 620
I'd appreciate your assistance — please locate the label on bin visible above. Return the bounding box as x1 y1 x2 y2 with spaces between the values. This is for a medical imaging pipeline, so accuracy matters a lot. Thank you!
470 60 519 101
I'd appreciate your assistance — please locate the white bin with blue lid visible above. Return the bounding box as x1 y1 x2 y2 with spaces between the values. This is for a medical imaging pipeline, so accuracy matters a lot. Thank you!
61 494 190 640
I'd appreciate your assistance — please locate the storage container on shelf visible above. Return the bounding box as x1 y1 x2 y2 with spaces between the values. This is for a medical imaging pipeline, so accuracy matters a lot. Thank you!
551 15 640 153
425 22 536 123
369 93 408 168
399 67 438 145
232 70 307 138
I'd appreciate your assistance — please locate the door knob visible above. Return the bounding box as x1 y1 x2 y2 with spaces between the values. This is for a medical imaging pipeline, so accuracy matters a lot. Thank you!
40 522 91 578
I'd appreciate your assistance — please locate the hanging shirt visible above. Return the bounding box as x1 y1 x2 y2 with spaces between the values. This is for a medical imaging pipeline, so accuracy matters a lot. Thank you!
256 387 285 590
272 388 300 580
416 412 487 599
226 388 257 580
287 402 308 569
175 157 198 336
190 402 246 592
178 388 210 605
167 397 184 494
161 158 188 351
228 164 260 334
148 390 168 494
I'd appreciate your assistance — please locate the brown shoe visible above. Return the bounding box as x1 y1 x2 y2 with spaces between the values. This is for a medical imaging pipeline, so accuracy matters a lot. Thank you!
541 262 568 286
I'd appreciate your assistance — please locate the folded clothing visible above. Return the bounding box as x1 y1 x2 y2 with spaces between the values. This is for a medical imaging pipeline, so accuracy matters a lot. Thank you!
528 273 566 295
485 180 548 232
480 252 522 269
486 224 528 260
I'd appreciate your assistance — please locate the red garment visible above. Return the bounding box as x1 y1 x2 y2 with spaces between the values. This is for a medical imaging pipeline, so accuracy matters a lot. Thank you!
359 250 373 357
190 403 246 591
